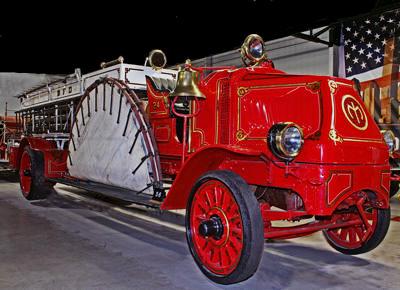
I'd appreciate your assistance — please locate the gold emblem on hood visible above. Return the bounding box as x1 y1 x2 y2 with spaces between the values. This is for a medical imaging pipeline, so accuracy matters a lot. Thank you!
341 94 368 131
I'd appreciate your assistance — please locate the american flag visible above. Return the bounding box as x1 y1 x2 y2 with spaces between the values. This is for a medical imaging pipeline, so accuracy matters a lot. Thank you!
341 8 400 81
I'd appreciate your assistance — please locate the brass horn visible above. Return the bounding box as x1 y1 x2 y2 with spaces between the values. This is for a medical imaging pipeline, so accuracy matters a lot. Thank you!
169 61 205 99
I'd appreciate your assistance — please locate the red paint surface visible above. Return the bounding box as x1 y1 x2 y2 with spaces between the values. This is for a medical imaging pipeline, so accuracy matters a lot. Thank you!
391 216 400 222
151 66 389 214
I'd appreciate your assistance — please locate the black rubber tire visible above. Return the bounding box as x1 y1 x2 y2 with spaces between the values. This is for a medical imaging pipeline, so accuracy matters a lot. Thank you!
323 207 391 255
19 147 54 200
186 170 264 284
390 181 399 197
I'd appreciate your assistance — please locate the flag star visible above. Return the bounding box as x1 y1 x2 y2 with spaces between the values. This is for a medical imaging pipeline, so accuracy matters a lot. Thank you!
360 36 365 42
375 56 382 63
366 52 373 59
374 47 381 53
361 62 367 69
366 42 373 48
365 19 371 24
358 48 365 55
388 18 394 23
382 26 387 31
345 26 351 31
366 29 372 35
353 57 359 64
347 66 352 73
382 38 387 45
345 52 351 59
374 33 380 39
353 31 359 37
351 44 357 50
380 15 385 21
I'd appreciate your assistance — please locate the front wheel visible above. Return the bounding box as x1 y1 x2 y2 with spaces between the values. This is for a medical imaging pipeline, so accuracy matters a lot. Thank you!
186 170 264 284
323 192 390 255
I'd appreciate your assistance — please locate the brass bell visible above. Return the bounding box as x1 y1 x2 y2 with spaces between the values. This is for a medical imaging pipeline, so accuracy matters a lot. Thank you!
169 63 205 99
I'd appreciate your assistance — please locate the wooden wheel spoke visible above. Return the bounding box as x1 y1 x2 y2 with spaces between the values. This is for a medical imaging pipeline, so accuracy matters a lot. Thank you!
220 247 229 267
339 228 348 241
196 197 210 213
348 228 357 244
354 226 364 241
205 190 214 207
213 187 220 206
229 236 243 253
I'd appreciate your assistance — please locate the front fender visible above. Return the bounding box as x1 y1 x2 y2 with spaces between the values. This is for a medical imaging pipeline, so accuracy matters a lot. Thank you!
161 145 267 210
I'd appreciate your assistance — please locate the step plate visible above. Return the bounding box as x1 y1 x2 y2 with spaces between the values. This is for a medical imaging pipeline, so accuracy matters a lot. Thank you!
50 178 159 208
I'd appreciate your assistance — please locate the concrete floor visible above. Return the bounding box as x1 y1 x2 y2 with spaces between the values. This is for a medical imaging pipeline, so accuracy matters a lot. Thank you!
0 179 399 290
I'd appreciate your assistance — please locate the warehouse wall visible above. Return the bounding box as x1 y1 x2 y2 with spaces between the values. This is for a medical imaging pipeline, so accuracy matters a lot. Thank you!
190 27 331 76
0 73 62 114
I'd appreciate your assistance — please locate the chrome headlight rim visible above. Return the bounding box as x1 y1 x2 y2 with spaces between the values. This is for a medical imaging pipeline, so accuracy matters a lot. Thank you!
268 122 304 161
381 129 396 154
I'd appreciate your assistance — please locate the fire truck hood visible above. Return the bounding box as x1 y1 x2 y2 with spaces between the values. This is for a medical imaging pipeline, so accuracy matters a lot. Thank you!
274 76 388 165
232 70 389 165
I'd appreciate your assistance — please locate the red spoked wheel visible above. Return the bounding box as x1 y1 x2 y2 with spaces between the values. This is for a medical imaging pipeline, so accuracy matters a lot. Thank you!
18 147 53 200
19 150 32 197
186 170 264 284
323 192 390 255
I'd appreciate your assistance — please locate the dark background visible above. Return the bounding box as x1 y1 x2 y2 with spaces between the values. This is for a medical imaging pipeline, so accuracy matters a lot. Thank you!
1 0 399 74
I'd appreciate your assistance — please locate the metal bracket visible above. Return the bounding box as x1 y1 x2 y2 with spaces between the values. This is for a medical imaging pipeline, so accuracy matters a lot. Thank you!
293 26 332 46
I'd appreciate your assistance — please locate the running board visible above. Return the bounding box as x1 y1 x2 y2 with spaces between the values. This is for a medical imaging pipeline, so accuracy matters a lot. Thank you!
49 178 160 208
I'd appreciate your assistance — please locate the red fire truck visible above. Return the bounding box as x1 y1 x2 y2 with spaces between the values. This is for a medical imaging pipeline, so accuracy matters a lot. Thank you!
6 35 393 284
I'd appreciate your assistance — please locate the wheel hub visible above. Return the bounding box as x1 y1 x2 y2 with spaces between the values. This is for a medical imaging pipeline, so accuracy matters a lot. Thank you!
198 215 224 240
23 169 31 177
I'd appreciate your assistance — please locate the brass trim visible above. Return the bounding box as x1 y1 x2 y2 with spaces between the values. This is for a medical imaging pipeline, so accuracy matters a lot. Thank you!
237 83 307 98
100 56 124 69
341 94 368 131
274 123 304 158
306 81 321 92
148 49 167 70
240 34 268 67
329 129 383 144
236 130 246 141
328 129 343 143
326 172 352 206
328 79 338 94
191 101 205 146
342 137 384 143
381 172 391 194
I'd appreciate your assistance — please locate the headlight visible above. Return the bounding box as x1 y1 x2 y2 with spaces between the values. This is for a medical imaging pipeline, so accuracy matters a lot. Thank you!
268 123 304 161
381 130 396 153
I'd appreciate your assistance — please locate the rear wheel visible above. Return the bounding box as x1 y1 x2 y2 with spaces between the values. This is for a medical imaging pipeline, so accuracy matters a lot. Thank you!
186 170 264 284
323 192 390 255
19 147 53 200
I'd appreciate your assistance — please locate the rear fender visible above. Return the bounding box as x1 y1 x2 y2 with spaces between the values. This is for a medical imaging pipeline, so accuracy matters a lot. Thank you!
161 145 268 210
15 137 68 178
